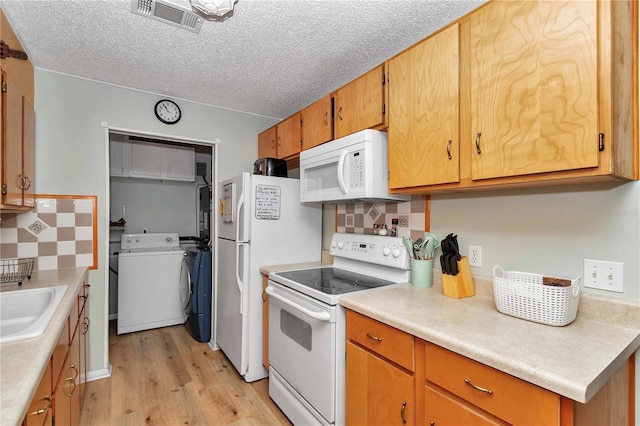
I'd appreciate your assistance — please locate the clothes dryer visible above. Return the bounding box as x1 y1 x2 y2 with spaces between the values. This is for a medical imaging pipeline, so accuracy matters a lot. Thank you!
180 247 212 342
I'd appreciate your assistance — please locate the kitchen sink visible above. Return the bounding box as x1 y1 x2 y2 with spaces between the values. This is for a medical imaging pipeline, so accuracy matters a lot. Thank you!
0 285 67 344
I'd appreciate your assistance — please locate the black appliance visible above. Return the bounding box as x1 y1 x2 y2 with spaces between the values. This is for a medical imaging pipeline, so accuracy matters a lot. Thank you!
253 157 287 177
181 247 212 342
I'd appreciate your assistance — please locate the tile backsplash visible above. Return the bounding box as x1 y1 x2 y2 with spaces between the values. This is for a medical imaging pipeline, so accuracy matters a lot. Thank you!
0 195 97 271
336 195 426 240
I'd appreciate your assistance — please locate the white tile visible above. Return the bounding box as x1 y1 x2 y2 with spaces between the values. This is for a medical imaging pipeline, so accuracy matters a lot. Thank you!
16 212 38 228
397 201 412 214
75 226 93 241
354 205 365 214
0 228 18 243
57 241 76 255
337 205 346 215
38 228 58 242
57 213 76 227
17 243 38 258
410 213 425 231
74 199 93 213
37 256 58 271
36 198 57 213
76 253 93 268
337 226 345 233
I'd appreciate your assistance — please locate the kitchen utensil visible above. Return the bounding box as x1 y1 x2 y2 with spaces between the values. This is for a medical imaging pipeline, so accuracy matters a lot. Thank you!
440 233 460 275
403 236 415 259
413 238 424 259
422 232 440 260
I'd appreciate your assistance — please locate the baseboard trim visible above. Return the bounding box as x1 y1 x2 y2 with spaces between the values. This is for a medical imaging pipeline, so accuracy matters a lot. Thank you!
86 364 112 382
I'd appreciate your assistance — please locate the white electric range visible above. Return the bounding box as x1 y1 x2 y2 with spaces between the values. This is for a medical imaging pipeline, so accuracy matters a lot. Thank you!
267 233 410 425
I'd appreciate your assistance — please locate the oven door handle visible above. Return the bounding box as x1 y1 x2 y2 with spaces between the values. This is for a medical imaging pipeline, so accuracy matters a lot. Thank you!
266 286 331 322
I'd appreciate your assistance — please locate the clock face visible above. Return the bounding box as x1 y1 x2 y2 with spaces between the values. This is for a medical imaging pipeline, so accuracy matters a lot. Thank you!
154 99 181 124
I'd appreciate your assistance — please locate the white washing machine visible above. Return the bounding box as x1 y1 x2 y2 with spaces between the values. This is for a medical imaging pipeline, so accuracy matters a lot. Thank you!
117 233 186 335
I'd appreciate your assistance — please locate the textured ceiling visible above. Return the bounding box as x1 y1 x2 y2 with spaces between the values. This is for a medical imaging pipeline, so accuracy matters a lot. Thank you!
1 0 485 120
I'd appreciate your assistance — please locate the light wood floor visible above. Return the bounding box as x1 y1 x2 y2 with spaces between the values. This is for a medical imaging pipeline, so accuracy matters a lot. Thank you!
79 322 291 425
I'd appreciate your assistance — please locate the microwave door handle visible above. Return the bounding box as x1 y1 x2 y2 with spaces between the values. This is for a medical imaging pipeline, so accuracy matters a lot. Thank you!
265 286 331 322
337 150 349 195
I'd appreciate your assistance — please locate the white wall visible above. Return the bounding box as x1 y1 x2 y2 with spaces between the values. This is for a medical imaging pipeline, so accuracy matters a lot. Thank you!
34 69 278 377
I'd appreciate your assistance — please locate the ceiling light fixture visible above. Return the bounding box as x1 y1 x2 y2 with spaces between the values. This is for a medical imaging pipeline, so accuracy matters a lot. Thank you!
190 0 238 21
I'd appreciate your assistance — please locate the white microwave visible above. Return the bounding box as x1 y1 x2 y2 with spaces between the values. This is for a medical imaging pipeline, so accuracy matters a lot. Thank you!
299 129 410 204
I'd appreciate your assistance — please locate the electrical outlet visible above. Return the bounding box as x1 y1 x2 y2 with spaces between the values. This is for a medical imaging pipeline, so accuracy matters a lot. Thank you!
584 259 624 292
398 215 409 228
468 245 482 267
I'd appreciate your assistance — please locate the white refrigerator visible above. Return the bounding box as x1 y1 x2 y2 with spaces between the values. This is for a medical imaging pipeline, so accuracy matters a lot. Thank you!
216 172 322 382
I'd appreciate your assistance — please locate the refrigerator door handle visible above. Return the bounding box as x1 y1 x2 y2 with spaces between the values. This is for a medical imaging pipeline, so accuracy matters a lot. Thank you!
235 242 244 314
235 185 245 242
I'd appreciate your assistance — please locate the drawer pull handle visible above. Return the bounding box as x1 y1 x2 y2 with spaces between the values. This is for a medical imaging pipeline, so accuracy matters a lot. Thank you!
447 140 452 160
366 333 382 342
475 132 482 154
400 400 407 424
28 396 51 416
464 378 493 395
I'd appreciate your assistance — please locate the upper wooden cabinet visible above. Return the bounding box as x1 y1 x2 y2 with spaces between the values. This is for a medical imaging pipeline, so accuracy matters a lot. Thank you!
388 24 460 189
470 0 598 180
258 112 301 160
1 10 36 211
388 0 637 194
257 125 277 158
276 112 302 159
333 64 386 139
301 94 333 151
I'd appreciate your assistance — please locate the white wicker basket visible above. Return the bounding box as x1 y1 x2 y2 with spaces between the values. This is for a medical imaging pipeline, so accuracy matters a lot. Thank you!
492 265 581 327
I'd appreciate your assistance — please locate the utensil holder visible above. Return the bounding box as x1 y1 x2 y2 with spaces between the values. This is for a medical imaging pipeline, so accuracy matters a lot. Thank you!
411 258 433 288
441 256 475 298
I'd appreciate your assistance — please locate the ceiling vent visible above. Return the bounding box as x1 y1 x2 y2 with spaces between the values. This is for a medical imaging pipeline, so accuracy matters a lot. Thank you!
131 0 203 33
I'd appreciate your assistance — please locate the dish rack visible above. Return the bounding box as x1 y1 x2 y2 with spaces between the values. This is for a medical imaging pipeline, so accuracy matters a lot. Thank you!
0 257 35 285
493 265 581 326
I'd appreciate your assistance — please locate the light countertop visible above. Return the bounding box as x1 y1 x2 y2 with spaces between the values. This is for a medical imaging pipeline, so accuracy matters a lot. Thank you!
339 270 640 404
0 268 88 426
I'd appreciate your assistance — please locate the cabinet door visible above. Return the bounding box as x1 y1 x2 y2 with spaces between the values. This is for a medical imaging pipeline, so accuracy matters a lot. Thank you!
164 144 195 181
79 284 90 403
334 65 385 139
109 139 130 176
21 96 35 208
276 112 301 159
52 355 72 426
346 342 414 425
130 140 163 178
258 125 277 158
3 70 24 207
388 24 460 189
470 0 598 180
69 327 81 426
23 363 53 426
425 385 504 426
301 94 333 151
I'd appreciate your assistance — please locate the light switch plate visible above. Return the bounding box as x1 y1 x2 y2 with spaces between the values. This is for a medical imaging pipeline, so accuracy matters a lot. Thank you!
583 259 624 293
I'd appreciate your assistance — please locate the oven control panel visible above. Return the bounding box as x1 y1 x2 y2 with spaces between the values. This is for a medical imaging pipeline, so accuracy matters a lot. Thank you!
330 233 409 270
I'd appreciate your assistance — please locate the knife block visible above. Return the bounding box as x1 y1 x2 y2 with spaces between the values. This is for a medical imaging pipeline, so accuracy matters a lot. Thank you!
442 256 475 298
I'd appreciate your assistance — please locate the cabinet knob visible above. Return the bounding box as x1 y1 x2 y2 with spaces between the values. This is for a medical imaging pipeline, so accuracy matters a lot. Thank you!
277 137 281 147
401 400 407 424
338 107 343 121
323 112 328 125
23 176 31 190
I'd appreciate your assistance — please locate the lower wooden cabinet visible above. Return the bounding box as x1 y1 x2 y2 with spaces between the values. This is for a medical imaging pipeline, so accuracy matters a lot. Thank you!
23 281 89 426
345 309 635 426
346 310 416 425
23 363 53 426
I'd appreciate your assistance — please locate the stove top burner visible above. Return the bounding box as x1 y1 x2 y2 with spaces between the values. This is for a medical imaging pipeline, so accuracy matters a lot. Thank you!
275 267 395 296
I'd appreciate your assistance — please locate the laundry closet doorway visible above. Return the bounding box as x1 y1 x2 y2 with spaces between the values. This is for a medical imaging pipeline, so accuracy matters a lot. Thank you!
103 125 219 370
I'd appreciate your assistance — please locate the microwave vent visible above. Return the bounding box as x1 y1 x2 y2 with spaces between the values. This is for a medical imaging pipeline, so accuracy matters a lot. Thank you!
131 0 203 33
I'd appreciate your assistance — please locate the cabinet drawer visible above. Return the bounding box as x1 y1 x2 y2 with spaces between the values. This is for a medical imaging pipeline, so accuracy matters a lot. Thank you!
346 310 414 371
424 343 559 425
425 384 505 426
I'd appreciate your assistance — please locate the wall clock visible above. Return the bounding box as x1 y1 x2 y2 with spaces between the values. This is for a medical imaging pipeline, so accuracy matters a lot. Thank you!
154 99 181 124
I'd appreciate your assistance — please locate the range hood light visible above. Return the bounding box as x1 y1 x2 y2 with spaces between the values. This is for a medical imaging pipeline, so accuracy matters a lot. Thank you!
190 0 238 21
